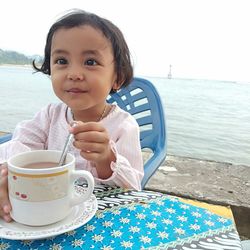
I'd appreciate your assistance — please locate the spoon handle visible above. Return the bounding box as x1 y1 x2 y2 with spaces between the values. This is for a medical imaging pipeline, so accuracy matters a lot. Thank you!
58 122 77 166
58 133 74 166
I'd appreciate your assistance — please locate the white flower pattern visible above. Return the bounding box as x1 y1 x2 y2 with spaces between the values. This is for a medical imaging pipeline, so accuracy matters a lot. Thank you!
140 235 151 244
101 246 114 250
121 240 133 248
49 243 63 250
92 234 104 242
120 217 130 224
189 224 201 231
103 221 114 227
146 222 157 229
204 220 215 227
157 231 169 239
129 226 140 233
111 230 123 238
162 218 173 225
71 239 84 247
136 213 146 220
174 227 185 235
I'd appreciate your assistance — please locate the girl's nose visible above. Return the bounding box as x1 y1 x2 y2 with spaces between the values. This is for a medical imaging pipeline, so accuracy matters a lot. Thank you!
67 67 84 81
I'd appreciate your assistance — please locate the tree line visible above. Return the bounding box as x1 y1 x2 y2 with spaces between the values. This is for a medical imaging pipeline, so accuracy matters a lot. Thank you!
0 49 43 65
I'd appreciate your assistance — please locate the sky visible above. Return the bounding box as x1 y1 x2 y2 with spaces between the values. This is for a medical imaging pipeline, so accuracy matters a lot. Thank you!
1 0 250 82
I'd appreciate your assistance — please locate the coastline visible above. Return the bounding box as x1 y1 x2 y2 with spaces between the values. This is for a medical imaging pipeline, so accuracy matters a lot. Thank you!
0 64 32 68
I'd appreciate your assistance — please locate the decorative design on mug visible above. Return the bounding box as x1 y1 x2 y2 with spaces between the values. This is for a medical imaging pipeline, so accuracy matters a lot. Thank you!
9 170 69 202
14 192 28 200
9 170 68 178
20 194 28 199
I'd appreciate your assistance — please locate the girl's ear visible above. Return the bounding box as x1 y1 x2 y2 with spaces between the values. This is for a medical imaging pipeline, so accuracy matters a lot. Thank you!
112 72 126 92
112 81 121 92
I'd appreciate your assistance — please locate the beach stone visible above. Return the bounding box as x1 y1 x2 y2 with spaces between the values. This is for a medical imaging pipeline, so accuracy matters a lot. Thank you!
145 154 250 240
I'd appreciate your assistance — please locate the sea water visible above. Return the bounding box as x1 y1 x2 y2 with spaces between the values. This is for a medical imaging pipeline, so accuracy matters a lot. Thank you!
0 66 250 166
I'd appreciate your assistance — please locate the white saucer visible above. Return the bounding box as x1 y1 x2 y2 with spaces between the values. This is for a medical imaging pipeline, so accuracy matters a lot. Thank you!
0 186 98 240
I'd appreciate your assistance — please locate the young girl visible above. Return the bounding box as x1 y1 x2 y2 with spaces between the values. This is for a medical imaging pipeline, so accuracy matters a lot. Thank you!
0 9 144 222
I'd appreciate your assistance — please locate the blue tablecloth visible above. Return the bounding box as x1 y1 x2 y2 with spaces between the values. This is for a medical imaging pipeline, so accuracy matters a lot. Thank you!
0 185 242 249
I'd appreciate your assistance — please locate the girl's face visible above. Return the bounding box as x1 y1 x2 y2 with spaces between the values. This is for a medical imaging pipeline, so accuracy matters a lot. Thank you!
50 25 118 120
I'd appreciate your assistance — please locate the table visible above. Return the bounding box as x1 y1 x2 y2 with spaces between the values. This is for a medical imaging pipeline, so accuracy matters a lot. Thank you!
0 184 242 249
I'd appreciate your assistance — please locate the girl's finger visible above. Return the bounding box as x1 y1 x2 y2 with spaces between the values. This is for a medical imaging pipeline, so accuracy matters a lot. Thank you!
74 131 108 143
72 122 104 134
3 204 11 213
0 167 8 177
3 214 12 222
73 141 103 153
79 151 100 162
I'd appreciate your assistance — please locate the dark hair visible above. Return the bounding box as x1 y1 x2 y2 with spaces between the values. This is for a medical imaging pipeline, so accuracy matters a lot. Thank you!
33 9 133 91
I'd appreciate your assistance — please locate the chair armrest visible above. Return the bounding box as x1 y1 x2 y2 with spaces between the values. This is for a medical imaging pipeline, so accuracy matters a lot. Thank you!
0 133 12 144
142 150 167 188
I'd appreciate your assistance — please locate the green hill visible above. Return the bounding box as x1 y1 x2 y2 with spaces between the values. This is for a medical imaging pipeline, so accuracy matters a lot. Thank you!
0 49 43 65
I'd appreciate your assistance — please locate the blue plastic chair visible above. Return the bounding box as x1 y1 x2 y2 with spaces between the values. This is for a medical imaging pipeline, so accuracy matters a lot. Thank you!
107 77 167 188
0 133 12 144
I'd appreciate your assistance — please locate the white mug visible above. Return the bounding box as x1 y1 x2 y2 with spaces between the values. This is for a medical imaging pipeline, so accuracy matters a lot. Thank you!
7 150 94 226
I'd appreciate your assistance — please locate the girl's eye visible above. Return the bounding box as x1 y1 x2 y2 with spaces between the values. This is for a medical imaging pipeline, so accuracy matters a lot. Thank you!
56 58 67 65
85 59 97 66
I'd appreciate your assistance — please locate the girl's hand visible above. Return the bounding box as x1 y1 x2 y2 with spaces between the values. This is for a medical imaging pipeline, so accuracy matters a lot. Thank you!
0 164 12 222
70 121 116 179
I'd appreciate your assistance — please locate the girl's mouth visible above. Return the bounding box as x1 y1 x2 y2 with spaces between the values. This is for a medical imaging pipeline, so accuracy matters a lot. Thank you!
66 88 87 93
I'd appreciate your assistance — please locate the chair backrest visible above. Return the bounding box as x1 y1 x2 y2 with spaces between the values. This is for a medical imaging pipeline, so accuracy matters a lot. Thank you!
107 77 167 188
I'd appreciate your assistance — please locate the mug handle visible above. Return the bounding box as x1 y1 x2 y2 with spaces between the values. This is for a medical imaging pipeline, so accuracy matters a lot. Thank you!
70 170 95 207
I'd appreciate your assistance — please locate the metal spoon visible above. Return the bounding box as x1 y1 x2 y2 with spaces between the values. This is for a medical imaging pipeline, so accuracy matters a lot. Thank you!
58 123 77 166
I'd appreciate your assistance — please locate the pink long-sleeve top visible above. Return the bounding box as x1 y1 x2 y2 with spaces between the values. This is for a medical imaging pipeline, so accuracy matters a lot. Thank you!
0 103 144 190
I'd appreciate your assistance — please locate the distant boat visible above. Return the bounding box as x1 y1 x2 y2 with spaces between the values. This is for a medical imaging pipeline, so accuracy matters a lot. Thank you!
168 64 172 79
